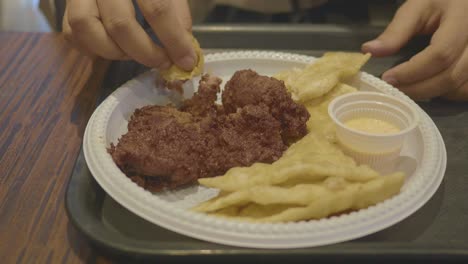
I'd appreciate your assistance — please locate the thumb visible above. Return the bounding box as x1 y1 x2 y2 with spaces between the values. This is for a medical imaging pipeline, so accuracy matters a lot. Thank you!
362 1 424 57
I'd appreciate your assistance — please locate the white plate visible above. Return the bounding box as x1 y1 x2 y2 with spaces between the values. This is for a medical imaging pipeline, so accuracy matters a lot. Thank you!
83 51 446 249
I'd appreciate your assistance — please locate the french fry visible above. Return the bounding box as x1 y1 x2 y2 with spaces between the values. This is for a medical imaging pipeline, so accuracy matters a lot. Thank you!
275 52 370 102
198 133 379 192
209 173 404 223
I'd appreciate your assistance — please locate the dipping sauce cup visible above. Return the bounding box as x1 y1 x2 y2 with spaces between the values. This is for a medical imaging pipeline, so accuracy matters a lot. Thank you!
328 92 419 173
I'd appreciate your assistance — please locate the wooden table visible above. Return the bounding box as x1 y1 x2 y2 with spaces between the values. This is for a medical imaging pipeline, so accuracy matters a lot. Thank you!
0 32 109 264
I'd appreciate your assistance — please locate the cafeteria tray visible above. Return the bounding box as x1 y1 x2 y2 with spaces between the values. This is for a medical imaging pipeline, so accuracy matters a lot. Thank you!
66 25 468 263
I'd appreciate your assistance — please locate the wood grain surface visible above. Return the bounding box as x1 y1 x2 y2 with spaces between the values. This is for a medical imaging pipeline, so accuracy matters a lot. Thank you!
0 32 109 264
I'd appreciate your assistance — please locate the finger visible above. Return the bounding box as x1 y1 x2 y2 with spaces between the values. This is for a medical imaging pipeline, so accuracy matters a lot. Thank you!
98 0 171 69
62 6 73 42
137 0 196 71
451 47 468 89
62 7 96 58
381 7 468 86
397 70 452 101
67 0 126 60
443 47 468 100
361 0 425 57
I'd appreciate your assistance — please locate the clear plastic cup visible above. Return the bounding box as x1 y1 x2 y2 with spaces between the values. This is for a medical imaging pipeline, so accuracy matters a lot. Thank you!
328 92 419 173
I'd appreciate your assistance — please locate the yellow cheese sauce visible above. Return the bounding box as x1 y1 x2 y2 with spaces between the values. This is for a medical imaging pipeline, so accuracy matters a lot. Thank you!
344 117 400 134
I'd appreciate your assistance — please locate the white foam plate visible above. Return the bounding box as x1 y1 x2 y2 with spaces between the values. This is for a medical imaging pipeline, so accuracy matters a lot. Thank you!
83 51 446 249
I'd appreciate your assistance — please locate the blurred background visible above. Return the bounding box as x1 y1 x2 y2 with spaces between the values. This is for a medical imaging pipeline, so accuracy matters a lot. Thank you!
0 0 52 31
0 0 402 32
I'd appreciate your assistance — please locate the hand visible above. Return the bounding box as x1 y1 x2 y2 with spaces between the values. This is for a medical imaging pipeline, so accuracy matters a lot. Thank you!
62 0 196 71
362 0 468 101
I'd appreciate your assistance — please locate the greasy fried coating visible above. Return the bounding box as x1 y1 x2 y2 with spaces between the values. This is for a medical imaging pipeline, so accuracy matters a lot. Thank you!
222 70 310 141
109 71 309 191
180 74 222 117
109 106 200 190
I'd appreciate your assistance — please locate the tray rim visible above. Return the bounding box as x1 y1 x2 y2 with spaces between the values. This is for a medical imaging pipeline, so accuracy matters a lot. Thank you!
65 147 467 260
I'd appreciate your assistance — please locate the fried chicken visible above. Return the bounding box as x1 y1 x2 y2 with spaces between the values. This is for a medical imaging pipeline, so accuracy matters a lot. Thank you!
109 71 310 191
223 69 310 141
180 74 222 117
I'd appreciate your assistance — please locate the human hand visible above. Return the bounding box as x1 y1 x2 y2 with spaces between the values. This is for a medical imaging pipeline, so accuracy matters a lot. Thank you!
62 0 196 71
362 0 468 101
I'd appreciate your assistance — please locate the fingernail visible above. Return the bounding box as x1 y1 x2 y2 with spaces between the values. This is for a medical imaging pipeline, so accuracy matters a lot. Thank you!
177 53 196 71
382 75 398 86
362 40 383 51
